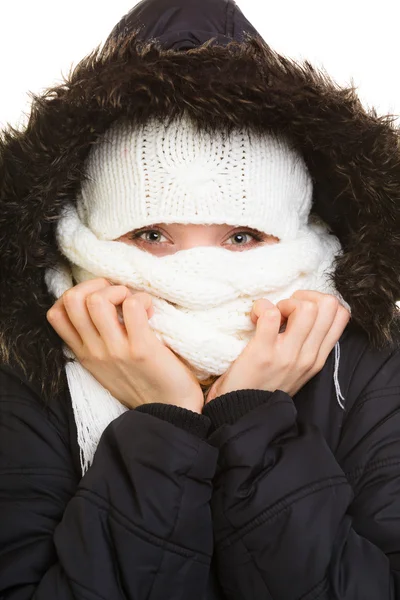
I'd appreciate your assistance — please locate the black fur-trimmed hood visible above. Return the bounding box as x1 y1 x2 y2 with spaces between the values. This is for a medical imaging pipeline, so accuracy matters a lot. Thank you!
1 0 400 401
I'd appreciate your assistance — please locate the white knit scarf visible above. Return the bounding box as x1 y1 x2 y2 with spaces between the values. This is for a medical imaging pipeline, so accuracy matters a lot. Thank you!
45 202 348 475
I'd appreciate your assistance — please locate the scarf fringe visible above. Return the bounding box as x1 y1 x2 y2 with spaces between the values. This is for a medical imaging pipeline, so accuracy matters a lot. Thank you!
65 348 128 474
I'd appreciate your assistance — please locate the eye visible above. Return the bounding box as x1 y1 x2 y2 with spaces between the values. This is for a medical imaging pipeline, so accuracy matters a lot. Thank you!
131 229 168 244
225 231 263 247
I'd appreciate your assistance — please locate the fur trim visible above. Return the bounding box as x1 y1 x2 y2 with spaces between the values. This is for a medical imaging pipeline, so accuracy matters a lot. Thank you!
1 31 400 400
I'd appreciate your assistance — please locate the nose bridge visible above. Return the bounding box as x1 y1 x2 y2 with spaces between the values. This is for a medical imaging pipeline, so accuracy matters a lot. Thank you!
179 225 218 249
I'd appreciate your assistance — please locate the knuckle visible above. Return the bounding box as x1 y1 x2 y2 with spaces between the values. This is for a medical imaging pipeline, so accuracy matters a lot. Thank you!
124 292 152 313
132 350 147 363
62 288 77 308
91 349 106 363
293 290 321 302
97 277 110 287
125 294 140 306
301 300 317 316
338 305 351 322
299 351 317 371
262 306 280 321
322 295 339 311
281 352 296 370
258 351 273 368
313 357 326 373
86 291 104 308
46 306 58 321
85 277 110 289
135 291 151 300
131 291 152 306
292 290 305 301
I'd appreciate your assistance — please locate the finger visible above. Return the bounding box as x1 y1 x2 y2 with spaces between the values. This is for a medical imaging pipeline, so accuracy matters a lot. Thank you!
122 292 156 355
251 304 282 349
46 298 83 352
85 285 134 351
62 278 113 349
251 298 287 331
250 298 275 324
296 295 342 365
291 290 349 350
277 297 319 350
315 305 351 367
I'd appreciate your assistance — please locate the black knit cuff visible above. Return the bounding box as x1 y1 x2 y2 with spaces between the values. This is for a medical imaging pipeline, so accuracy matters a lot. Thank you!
202 389 274 430
136 403 211 439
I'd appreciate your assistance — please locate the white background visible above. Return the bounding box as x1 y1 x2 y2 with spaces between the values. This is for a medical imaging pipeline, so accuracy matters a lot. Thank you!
0 0 399 130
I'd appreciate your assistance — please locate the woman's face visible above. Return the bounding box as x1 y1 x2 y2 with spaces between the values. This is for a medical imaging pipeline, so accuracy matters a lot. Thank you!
115 223 279 257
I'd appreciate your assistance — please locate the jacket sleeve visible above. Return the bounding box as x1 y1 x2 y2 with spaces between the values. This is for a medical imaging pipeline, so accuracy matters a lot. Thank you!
203 351 400 600
0 369 218 600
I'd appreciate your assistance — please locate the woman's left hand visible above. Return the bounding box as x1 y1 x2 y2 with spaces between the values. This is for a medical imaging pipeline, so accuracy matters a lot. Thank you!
205 290 350 403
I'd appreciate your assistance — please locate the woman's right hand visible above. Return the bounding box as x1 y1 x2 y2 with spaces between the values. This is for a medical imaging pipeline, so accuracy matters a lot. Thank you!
46 278 204 413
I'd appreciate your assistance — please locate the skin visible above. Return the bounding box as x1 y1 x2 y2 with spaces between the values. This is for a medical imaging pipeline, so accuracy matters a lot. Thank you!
46 223 351 412
115 222 280 255
114 222 280 396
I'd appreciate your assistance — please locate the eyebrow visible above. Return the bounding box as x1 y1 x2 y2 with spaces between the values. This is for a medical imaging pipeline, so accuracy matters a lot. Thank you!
130 224 264 233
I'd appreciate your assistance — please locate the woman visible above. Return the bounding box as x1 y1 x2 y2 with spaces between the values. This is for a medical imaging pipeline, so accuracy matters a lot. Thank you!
1 1 400 599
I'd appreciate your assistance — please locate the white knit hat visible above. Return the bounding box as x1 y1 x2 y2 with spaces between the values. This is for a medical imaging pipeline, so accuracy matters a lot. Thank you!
77 113 314 241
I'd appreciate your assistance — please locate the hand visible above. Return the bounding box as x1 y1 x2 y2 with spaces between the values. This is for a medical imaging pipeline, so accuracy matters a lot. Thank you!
46 278 204 413
205 290 351 403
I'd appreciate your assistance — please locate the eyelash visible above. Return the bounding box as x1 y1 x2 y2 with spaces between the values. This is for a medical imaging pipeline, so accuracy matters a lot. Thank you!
130 228 265 245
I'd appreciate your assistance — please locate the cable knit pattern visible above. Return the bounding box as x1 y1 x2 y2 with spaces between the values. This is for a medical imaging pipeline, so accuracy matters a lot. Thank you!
77 114 313 241
44 115 349 474
47 204 345 379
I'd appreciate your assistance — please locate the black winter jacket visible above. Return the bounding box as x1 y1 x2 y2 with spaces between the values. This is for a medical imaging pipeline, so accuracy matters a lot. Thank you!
2 324 400 599
1 1 400 599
